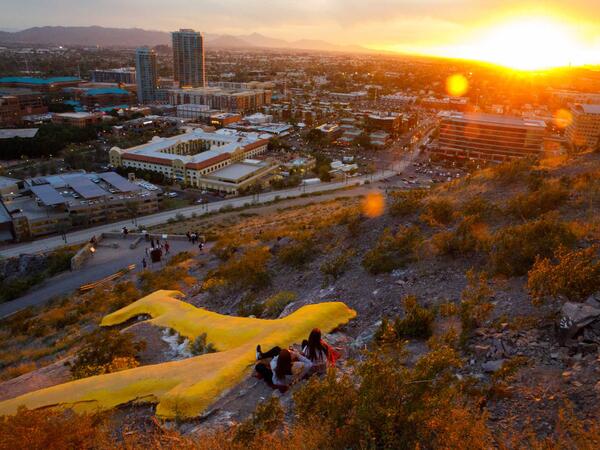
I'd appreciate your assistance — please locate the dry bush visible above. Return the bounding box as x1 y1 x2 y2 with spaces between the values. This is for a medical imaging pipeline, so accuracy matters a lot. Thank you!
138 264 195 295
506 182 569 220
432 216 489 257
0 362 37 381
388 189 427 217
460 270 494 344
211 234 243 261
277 232 318 267
421 198 455 226
68 329 146 379
490 157 535 184
362 226 422 274
528 245 600 303
0 407 111 450
204 246 271 292
461 194 498 220
489 214 576 276
320 248 355 282
262 291 297 317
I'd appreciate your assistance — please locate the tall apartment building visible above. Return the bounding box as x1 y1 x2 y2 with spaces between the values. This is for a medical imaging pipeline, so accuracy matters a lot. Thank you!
566 104 600 151
172 29 206 88
135 48 158 104
90 68 136 84
437 112 546 162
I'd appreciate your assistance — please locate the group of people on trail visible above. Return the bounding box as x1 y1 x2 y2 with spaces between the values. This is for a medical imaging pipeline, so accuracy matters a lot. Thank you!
254 328 340 393
186 231 204 251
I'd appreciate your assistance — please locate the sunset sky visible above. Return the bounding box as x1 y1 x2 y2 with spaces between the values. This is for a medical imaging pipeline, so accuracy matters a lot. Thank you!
2 0 599 69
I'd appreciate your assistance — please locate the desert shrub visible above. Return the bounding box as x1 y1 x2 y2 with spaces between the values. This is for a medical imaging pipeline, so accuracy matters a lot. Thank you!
0 407 111 450
263 291 297 317
491 157 534 184
432 216 487 257
421 198 455 226
237 292 265 317
461 194 497 220
394 296 436 339
0 361 37 381
167 251 193 266
233 397 284 444
68 329 145 379
211 234 242 261
295 342 488 449
204 246 271 292
506 183 569 220
489 214 576 276
320 249 355 282
104 281 141 312
362 226 422 274
388 189 427 217
460 270 494 344
189 333 216 355
294 369 358 431
528 245 600 303
277 233 318 267
138 264 192 294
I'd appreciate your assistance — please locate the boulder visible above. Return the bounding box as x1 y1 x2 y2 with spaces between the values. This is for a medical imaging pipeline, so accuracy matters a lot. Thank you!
482 359 504 373
557 302 600 345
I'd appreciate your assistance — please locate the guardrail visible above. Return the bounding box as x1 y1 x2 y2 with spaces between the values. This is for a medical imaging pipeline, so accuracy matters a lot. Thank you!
78 264 136 293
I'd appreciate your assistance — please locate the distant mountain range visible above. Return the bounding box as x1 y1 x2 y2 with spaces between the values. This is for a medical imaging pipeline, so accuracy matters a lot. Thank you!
0 26 370 53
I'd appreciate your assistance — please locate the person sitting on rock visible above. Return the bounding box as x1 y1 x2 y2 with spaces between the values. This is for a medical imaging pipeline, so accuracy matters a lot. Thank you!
301 328 341 374
255 346 312 393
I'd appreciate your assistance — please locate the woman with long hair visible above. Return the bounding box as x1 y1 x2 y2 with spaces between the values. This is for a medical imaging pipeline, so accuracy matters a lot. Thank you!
302 328 341 374
255 346 312 393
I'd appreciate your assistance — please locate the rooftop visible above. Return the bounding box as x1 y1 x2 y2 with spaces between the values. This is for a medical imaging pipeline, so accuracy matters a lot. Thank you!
0 128 38 139
441 112 546 129
208 160 269 182
115 128 270 166
576 104 600 115
0 76 80 85
83 87 131 96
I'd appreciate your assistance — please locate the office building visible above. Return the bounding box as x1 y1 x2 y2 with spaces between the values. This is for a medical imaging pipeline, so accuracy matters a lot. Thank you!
1 172 162 241
90 68 136 84
0 90 47 126
168 86 271 113
135 47 159 104
566 104 600 151
172 29 206 88
109 128 275 194
76 87 135 108
436 112 546 162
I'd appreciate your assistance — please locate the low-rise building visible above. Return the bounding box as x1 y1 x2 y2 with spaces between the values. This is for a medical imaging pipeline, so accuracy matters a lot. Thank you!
0 172 162 241
52 112 103 128
0 76 81 92
0 89 47 126
210 112 242 127
109 128 274 194
566 104 600 150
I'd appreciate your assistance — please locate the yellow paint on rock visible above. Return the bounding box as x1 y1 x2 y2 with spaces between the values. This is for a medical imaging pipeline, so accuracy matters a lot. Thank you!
0 290 356 418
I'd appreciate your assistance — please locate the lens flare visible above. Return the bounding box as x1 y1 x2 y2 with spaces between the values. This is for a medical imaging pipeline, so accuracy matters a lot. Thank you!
446 74 469 97
362 192 385 218
553 109 573 129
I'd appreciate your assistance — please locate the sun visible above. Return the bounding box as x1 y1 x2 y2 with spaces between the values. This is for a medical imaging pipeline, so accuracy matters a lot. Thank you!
467 18 581 70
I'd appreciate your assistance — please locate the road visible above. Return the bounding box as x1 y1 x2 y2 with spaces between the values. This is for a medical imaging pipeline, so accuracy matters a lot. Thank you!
0 238 201 319
0 122 435 260
0 170 397 258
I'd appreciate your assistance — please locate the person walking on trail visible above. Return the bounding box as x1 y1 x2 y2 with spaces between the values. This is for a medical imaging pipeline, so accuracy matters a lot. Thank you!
164 242 170 254
142 257 147 270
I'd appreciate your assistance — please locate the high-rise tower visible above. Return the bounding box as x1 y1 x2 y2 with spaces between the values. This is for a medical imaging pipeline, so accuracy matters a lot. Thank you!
172 29 206 88
135 47 158 104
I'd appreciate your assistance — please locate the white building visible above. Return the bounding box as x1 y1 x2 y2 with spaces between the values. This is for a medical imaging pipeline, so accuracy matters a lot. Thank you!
109 128 276 193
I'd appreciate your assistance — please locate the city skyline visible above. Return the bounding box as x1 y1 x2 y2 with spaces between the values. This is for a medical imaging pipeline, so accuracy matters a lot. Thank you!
1 0 599 70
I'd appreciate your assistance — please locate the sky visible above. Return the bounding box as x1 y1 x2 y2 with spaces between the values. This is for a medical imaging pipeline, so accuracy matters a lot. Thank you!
1 0 599 68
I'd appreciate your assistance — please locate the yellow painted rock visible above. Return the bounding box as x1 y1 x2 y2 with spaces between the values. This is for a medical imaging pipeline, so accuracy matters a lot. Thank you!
0 290 356 418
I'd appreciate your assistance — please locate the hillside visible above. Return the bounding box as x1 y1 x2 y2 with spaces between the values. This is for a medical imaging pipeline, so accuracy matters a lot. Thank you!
0 26 368 52
1 152 600 448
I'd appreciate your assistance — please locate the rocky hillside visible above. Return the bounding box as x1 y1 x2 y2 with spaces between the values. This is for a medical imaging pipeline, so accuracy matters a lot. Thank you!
2 152 600 448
